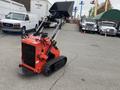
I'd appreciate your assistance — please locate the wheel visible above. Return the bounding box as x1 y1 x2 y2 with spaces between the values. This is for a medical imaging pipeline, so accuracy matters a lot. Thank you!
21 27 26 35
99 30 103 35
79 25 82 32
2 30 8 33
79 28 83 32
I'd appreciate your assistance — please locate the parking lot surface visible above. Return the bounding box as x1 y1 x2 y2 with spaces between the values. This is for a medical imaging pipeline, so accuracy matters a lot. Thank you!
0 23 120 90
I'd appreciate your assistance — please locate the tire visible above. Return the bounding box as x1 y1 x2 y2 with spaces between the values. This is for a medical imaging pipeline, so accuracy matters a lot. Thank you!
79 27 82 32
99 30 103 35
21 27 27 38
21 27 26 35
2 30 8 33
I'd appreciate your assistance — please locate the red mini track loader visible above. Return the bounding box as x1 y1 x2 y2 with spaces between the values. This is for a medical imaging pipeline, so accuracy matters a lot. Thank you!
19 1 74 76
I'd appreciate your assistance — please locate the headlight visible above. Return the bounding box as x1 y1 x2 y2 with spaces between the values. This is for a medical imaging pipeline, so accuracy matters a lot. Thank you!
107 29 110 32
82 24 85 27
94 25 97 28
14 23 20 29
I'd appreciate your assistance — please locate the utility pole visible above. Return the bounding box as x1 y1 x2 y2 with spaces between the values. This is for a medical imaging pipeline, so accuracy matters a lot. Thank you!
80 0 84 19
94 0 98 17
105 0 109 11
74 6 78 19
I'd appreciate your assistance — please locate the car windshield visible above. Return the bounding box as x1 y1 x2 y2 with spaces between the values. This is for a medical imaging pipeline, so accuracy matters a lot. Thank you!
101 23 115 27
6 12 25 20
85 18 95 23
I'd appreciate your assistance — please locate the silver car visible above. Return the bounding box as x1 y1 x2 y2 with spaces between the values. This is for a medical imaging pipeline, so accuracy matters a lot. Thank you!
81 18 97 32
98 21 117 36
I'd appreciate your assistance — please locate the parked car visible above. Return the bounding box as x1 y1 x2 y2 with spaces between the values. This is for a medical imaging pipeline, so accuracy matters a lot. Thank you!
0 12 39 32
98 21 117 36
80 18 97 32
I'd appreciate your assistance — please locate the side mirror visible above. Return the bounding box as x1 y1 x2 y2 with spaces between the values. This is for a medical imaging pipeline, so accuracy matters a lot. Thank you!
25 15 29 21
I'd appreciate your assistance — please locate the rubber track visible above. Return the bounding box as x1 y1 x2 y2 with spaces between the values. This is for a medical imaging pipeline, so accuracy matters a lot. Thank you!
43 56 67 76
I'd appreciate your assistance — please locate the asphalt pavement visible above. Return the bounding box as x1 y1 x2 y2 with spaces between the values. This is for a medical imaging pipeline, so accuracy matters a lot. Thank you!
0 24 120 90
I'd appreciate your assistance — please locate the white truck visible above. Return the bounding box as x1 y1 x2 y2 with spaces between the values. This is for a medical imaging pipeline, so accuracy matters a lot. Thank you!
98 21 117 36
0 12 39 32
80 18 98 32
0 0 52 32
0 0 26 19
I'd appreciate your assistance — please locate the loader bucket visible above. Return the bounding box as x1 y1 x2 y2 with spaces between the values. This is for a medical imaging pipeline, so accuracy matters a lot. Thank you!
49 1 74 18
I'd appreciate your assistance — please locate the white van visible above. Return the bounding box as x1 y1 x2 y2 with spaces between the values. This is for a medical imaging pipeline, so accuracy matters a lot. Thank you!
0 12 39 32
0 0 26 19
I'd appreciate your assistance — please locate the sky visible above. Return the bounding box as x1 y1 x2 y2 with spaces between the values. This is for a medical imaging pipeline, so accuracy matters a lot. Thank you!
49 0 120 16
